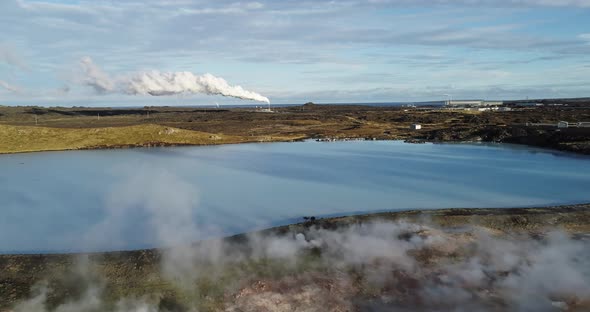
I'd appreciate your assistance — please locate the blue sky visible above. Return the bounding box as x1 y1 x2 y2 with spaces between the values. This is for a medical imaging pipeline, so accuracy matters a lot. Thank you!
0 0 589 106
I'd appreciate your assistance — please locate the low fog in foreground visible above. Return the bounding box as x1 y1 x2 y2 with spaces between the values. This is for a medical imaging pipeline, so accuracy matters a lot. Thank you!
5 169 589 312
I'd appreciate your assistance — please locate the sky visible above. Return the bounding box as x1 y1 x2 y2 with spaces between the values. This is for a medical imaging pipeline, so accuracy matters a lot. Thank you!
0 0 589 106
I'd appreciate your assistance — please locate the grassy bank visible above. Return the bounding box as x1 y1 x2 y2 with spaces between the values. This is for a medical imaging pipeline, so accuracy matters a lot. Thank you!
2 104 590 155
0 124 302 154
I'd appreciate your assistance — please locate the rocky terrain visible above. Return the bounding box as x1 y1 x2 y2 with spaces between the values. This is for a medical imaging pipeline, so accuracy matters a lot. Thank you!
1 101 589 311
1 102 590 154
1 204 589 311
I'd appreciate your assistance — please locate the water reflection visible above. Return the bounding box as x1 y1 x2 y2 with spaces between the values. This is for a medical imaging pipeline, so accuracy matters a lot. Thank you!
0 141 588 253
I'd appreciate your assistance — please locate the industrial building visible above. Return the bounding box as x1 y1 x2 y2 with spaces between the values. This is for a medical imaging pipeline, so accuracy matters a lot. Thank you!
526 121 590 128
446 100 504 107
515 102 543 107
557 121 590 128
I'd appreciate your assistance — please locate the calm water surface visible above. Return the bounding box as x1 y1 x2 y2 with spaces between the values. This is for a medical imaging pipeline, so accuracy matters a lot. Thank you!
1 141 589 253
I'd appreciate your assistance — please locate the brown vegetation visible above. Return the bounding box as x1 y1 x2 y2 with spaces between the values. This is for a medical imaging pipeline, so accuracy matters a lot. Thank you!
1 104 590 154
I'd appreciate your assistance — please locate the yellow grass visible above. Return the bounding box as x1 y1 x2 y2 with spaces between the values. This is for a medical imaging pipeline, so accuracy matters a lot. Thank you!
0 124 301 154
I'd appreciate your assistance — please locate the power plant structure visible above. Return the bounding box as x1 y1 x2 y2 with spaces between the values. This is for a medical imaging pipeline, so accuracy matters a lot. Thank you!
445 100 504 107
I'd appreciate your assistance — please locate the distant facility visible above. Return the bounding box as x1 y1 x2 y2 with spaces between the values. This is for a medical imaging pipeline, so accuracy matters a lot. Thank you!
526 121 590 128
446 100 504 107
410 124 422 130
516 102 543 107
556 121 590 128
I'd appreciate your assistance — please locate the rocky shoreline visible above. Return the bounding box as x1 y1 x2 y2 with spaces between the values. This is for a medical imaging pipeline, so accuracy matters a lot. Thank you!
1 104 590 155
424 124 590 155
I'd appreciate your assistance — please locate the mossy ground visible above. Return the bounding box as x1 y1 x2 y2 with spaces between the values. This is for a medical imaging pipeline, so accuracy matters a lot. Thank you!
0 123 301 154
1 104 589 154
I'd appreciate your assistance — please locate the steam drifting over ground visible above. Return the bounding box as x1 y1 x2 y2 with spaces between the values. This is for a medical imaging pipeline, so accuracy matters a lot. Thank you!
78 57 270 104
9 221 590 311
4 169 590 311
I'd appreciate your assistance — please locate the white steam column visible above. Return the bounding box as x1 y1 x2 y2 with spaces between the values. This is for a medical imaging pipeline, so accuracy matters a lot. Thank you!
443 94 452 106
78 57 272 105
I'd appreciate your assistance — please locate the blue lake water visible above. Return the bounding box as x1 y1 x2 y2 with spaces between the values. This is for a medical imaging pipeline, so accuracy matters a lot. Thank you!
1 141 589 253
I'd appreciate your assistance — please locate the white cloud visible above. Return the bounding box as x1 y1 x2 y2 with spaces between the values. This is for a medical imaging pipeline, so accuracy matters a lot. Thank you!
364 0 590 7
78 56 115 94
0 0 589 104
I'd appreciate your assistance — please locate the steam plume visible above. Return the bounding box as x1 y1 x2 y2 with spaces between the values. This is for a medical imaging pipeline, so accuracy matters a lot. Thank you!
79 57 270 104
79 57 114 94
9 168 589 310
0 80 22 93
0 43 28 70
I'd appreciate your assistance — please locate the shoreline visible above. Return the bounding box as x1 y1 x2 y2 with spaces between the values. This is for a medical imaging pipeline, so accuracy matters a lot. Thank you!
2 202 589 257
0 123 587 156
0 123 306 155
1 140 587 157
0 134 305 156
2 104 589 155
2 203 589 310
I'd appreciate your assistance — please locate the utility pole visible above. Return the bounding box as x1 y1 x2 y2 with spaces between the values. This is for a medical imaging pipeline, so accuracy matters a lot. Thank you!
34 115 38 125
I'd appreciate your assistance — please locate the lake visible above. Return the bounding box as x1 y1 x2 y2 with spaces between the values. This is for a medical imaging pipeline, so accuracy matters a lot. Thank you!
1 141 589 253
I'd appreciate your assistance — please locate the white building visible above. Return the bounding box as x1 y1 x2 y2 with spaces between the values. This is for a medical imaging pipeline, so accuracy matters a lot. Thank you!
410 124 422 130
447 100 485 107
557 121 569 128
516 102 543 107
446 100 504 107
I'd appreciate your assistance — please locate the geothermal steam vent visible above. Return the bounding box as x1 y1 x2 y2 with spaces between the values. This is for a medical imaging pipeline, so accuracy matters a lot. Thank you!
79 57 270 104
